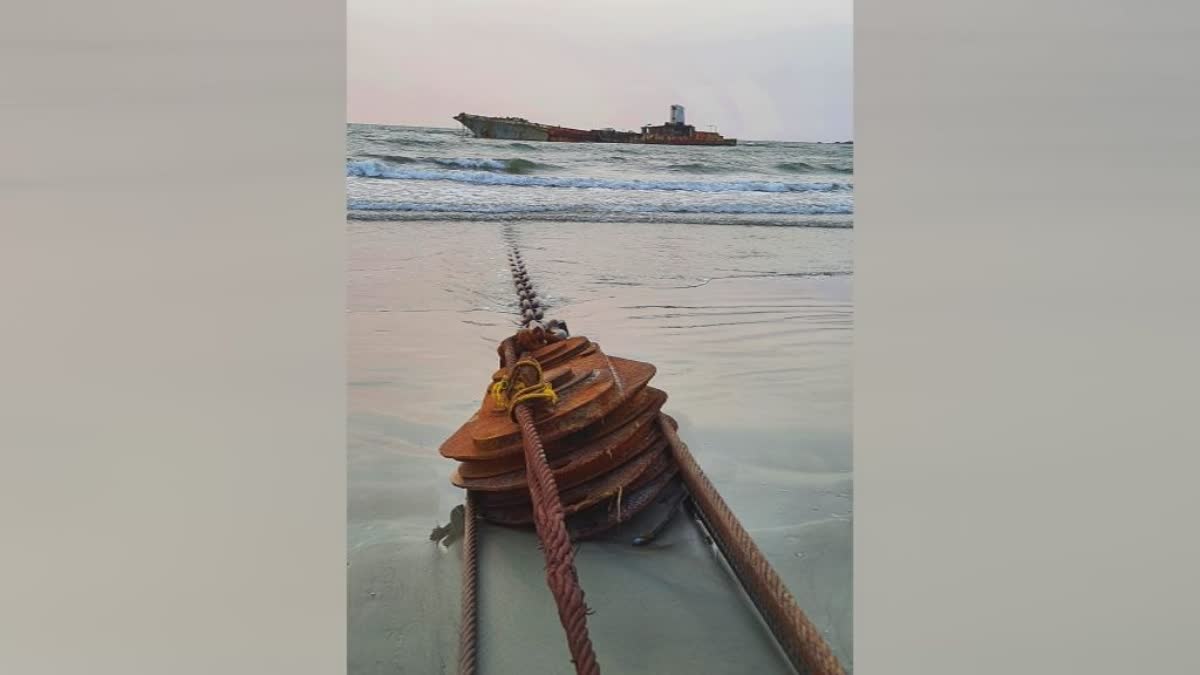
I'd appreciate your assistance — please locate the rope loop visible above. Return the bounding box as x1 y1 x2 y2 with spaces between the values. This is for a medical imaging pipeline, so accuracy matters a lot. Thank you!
489 378 510 411
489 357 558 420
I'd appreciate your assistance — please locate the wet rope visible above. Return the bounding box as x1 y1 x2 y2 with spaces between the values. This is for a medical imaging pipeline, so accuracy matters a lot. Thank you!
502 333 601 675
514 408 601 673
457 492 479 675
658 414 845 675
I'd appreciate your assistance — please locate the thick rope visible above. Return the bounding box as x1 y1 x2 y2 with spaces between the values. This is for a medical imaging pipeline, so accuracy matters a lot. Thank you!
457 492 479 675
658 414 845 675
504 340 601 675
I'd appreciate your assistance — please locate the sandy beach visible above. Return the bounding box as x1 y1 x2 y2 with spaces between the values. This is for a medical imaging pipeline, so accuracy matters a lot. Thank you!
348 219 852 673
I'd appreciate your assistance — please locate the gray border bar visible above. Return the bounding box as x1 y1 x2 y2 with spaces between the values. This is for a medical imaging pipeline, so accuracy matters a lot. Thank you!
2 1 345 673
857 1 1200 672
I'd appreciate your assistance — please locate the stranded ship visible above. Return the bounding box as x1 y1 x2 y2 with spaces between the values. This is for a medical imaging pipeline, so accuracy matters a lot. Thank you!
453 105 736 146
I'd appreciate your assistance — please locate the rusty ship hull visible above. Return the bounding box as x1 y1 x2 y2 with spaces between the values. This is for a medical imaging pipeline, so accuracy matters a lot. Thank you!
454 111 737 146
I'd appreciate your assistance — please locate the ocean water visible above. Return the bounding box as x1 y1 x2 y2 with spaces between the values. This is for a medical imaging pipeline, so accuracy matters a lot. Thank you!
346 124 853 227
347 123 853 673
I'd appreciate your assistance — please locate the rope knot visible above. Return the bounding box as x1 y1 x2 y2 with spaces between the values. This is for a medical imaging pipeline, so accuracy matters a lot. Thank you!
489 357 558 421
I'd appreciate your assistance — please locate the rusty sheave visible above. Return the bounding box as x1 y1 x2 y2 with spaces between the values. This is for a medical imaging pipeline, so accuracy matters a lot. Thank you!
440 333 684 539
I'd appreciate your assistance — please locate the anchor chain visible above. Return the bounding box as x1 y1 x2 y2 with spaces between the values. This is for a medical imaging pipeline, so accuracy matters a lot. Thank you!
502 227 568 340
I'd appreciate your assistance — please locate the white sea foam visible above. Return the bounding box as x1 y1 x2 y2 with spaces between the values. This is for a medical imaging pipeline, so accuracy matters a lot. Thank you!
346 160 850 193
430 157 510 170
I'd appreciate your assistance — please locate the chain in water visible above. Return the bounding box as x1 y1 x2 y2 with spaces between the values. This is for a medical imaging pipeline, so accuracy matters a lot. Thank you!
502 224 567 338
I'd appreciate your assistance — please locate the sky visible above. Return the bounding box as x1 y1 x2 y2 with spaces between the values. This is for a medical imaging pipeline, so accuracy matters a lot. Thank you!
348 0 852 142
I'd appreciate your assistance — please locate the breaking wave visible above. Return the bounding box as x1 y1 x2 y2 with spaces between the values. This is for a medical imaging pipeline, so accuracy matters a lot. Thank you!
346 160 850 193
429 157 549 173
360 155 551 174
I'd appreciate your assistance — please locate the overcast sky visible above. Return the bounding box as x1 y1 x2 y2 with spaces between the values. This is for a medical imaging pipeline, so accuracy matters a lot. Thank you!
348 0 852 142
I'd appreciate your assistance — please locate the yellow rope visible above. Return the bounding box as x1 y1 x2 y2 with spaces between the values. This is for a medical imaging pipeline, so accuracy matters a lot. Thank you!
489 379 509 411
509 380 558 409
489 358 558 419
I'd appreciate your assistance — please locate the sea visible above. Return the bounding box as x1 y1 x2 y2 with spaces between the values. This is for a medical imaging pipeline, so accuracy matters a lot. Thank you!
347 123 853 674
346 124 853 228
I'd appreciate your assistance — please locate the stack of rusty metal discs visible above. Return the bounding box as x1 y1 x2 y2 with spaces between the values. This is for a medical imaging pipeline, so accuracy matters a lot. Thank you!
439 335 682 540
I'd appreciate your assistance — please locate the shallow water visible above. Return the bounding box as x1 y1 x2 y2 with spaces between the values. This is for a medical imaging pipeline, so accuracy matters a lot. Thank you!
348 218 853 673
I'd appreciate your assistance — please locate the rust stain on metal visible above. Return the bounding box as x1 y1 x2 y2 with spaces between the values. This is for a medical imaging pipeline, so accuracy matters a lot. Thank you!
455 387 669 480
451 392 668 494
480 445 673 525
439 343 656 461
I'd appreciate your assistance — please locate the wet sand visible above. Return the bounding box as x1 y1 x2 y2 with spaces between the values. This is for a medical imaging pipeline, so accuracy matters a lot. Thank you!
349 220 852 673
